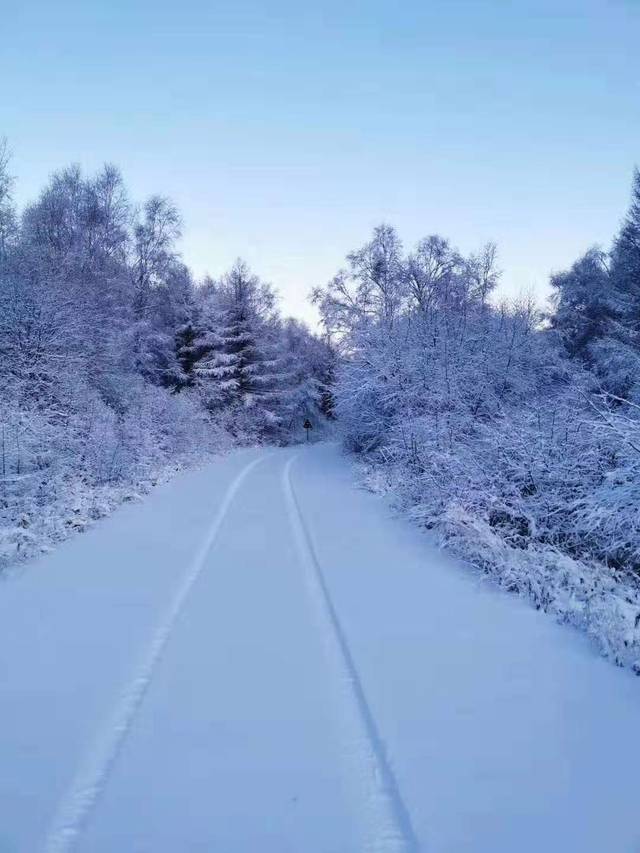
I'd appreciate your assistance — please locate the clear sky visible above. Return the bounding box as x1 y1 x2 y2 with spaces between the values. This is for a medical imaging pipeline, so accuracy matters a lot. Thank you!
2 0 639 323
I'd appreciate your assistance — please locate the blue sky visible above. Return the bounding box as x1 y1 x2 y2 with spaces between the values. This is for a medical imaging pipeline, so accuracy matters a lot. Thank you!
2 0 639 322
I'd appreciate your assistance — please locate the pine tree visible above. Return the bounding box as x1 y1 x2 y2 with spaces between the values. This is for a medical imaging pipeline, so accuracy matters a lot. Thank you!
611 167 640 338
195 260 289 437
196 301 256 410
549 169 640 399
175 319 205 388
550 247 615 357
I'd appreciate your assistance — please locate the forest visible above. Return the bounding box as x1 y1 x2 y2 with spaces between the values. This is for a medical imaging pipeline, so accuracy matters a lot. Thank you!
0 142 334 569
2 142 640 669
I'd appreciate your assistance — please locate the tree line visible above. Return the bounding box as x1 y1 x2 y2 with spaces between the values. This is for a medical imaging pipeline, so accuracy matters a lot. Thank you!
313 170 640 671
0 142 333 566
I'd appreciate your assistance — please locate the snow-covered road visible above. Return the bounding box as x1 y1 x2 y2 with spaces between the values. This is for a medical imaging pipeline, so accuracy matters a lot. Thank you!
2 445 640 853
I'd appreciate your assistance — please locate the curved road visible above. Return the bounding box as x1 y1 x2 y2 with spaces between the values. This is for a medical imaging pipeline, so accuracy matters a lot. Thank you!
1 445 640 852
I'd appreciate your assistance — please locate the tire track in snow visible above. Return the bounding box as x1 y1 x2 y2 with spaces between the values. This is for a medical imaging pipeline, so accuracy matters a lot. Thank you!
283 454 420 853
42 453 269 853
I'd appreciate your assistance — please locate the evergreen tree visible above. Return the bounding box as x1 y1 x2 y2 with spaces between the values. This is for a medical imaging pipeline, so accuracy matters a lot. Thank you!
550 171 640 398
175 319 206 388
195 260 289 437
550 247 614 357
611 167 640 337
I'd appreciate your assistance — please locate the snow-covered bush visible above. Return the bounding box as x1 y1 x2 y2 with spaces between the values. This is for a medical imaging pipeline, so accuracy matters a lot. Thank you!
0 377 232 569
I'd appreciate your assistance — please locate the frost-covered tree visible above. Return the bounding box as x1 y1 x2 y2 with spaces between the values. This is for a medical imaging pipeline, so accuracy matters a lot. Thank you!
278 318 336 427
17 164 132 402
549 248 640 398
195 261 288 438
129 196 193 387
313 224 406 335
0 138 17 262
610 167 640 328
132 196 181 313
550 247 614 357
405 235 460 313
550 170 640 399
465 241 501 308
346 223 406 327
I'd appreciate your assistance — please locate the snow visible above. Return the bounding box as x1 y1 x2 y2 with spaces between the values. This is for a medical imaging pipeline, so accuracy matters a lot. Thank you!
1 444 640 852
284 455 417 852
297 446 640 852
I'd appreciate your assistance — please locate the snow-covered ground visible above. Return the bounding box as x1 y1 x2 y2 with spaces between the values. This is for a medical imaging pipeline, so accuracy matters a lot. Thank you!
1 444 640 853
